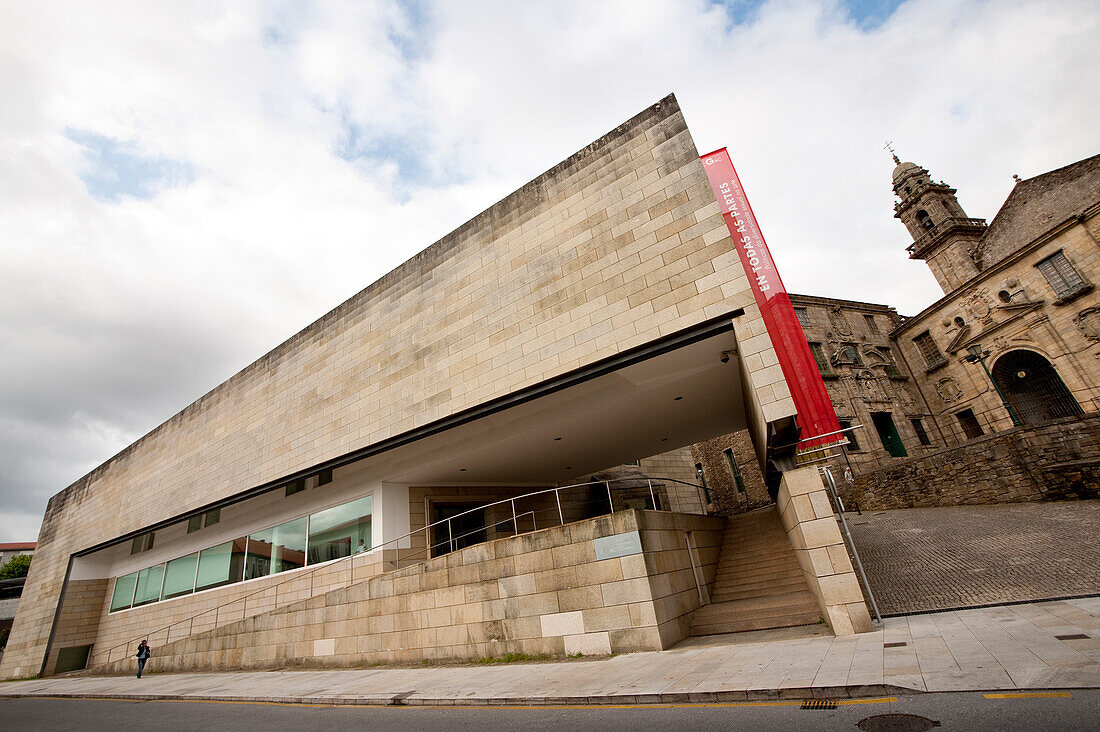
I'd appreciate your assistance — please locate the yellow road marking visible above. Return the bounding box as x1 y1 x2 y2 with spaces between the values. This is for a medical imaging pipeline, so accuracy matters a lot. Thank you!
984 692 1072 699
15 695 899 710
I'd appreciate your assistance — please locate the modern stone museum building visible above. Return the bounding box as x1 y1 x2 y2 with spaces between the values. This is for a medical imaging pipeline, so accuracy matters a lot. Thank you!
1 95 873 680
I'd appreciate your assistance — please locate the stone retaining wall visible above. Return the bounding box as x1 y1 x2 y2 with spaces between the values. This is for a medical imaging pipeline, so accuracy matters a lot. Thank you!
847 414 1100 510
88 510 725 675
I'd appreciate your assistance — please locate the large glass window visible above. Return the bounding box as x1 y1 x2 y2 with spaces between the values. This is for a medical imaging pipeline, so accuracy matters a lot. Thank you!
162 553 199 599
133 565 164 607
308 496 372 564
110 572 138 612
195 538 246 591
246 517 307 580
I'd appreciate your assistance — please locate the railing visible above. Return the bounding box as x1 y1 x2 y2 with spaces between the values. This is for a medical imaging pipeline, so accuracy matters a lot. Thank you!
906 216 987 257
820 465 881 624
94 474 703 667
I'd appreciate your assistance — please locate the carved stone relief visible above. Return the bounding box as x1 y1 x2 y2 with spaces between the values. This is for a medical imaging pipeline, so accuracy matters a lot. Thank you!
962 288 993 324
935 376 963 403
856 370 890 404
829 306 854 338
1075 306 1100 343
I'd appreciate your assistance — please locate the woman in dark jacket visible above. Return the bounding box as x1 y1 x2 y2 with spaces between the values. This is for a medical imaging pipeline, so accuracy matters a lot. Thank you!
135 640 151 678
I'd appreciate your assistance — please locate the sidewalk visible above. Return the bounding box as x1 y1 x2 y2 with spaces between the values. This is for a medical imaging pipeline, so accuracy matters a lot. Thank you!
2 598 1098 706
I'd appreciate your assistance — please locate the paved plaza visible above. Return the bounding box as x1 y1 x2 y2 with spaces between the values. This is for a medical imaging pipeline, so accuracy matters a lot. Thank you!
2 598 1097 705
847 501 1100 615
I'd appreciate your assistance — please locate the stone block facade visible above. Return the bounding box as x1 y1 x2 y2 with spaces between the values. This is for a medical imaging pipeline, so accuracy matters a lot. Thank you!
88 510 724 674
775 467 873 635
846 413 1100 511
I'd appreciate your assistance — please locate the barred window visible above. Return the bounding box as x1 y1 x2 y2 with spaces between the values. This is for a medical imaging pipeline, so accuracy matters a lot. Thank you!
910 418 932 446
840 343 863 366
913 331 946 369
863 314 880 333
723 449 746 494
794 307 811 328
956 409 984 439
839 420 861 452
1036 251 1089 299
882 346 902 378
808 342 831 375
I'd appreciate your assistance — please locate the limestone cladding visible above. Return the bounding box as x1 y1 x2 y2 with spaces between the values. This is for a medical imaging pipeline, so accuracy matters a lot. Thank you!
88 510 724 674
775 466 873 635
3 95 792 679
894 208 1100 444
635 447 705 513
81 552 395 673
846 413 1100 511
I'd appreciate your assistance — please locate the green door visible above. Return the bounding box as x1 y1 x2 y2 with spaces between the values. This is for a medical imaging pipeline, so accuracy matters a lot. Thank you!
871 412 908 457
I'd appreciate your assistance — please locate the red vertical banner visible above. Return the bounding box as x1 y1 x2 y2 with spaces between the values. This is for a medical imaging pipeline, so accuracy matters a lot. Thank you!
700 148 841 449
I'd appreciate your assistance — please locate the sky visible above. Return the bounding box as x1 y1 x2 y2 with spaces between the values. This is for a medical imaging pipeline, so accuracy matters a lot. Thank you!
2 0 1098 541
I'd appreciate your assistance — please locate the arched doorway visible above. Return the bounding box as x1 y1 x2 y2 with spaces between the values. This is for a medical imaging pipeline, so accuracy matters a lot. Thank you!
991 350 1082 425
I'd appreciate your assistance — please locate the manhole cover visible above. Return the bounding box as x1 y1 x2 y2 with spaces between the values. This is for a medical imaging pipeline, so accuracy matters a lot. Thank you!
857 714 940 732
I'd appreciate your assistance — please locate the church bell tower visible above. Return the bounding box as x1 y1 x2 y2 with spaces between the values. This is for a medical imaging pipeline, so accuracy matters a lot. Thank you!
891 153 987 294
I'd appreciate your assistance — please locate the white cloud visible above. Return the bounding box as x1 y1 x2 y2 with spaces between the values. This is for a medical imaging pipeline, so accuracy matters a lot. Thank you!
1 0 1097 539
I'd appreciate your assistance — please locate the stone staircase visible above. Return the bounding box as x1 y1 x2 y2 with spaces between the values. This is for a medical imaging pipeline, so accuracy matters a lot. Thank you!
690 506 823 636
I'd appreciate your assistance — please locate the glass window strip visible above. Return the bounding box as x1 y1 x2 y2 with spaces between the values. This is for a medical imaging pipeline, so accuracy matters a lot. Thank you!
108 492 373 612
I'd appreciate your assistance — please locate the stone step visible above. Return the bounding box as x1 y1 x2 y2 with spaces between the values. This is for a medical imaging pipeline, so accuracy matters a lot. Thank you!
716 555 803 572
713 572 806 592
712 577 812 602
692 610 823 635
692 506 820 638
714 567 807 587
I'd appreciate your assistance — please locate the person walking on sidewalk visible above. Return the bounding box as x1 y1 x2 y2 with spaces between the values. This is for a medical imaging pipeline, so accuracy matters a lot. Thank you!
135 640 151 679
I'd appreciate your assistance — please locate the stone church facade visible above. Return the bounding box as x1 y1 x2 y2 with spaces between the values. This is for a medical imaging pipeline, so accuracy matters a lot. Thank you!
697 152 1100 509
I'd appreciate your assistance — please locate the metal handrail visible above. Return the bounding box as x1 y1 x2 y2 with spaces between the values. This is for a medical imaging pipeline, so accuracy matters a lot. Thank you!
820 465 881 624
94 474 694 667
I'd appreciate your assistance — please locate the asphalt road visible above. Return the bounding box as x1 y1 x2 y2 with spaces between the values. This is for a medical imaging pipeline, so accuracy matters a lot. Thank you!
2 690 1097 731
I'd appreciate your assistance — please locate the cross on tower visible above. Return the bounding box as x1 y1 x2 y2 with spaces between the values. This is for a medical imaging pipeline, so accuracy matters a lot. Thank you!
884 141 900 165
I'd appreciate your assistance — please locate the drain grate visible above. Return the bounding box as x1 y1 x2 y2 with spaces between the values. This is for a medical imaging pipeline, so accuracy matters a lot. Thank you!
884 641 908 648
858 714 940 731
1055 633 1090 641
800 699 838 710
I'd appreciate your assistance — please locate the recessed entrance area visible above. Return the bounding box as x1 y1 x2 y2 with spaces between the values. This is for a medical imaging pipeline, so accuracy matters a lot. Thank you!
992 349 1083 425
870 412 907 457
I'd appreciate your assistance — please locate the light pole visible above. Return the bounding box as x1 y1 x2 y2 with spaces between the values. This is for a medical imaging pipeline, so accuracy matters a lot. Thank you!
963 344 1022 427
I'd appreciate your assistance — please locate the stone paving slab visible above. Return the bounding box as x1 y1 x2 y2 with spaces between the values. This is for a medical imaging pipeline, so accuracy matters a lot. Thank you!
847 501 1100 615
1 599 1097 705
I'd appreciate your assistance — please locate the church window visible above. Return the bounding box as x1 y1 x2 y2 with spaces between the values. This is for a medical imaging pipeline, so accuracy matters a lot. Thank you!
809 343 831 375
882 347 902 378
910 418 932 446
840 343 863 365
863 314 880 333
723 449 745 494
794 307 811 328
954 316 965 327
913 331 946 370
1036 250 1089 300
917 210 934 231
838 420 861 452
956 409 984 439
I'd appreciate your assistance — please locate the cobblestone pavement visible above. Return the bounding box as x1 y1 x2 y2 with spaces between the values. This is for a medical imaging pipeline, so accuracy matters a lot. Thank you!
847 501 1100 616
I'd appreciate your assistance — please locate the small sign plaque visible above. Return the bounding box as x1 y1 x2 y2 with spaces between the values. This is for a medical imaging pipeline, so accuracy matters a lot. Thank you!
593 530 643 561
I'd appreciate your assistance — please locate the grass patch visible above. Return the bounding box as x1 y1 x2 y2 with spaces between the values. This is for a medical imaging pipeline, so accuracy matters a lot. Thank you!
474 652 551 665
